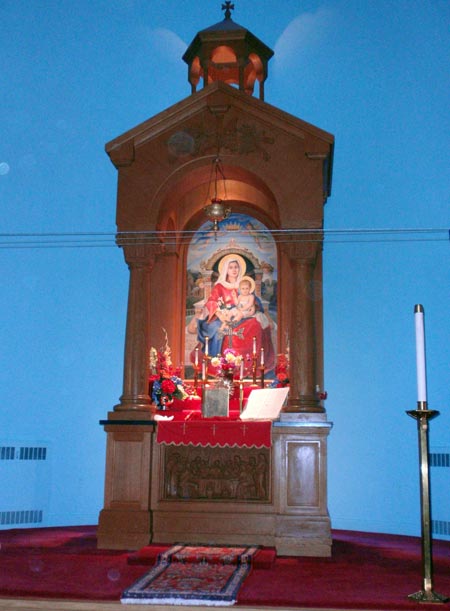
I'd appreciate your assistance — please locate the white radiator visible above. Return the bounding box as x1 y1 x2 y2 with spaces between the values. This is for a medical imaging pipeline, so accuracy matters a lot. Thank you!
0 442 50 528
430 447 450 539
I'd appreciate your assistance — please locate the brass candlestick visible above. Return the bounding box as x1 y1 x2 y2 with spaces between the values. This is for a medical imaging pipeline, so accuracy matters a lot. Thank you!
193 365 199 392
202 356 209 384
406 402 448 604
251 354 257 385
200 358 210 414
260 366 265 388
191 365 201 399
239 381 244 413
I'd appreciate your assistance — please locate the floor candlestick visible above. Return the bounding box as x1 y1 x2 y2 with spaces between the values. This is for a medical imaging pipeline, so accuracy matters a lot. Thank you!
406 404 448 604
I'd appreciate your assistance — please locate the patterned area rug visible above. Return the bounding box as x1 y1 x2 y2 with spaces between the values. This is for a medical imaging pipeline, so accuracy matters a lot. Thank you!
121 543 259 606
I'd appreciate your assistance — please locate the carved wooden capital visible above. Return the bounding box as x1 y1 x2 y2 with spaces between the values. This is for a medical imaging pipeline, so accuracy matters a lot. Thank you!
116 233 163 268
279 234 322 263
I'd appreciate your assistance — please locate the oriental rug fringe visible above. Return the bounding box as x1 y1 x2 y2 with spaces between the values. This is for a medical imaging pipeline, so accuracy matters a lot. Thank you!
121 543 259 606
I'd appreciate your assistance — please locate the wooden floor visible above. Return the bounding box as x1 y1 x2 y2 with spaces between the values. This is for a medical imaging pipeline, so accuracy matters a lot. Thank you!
0 599 353 611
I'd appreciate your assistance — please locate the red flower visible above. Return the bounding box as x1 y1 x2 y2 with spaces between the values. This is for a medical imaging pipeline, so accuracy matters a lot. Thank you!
161 379 176 394
277 372 288 382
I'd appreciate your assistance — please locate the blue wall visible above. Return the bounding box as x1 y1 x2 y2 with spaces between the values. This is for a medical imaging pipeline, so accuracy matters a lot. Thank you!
1 0 449 538
1 239 448 537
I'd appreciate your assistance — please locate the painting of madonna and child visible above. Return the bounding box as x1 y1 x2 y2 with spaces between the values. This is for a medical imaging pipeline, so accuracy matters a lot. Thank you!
185 213 277 379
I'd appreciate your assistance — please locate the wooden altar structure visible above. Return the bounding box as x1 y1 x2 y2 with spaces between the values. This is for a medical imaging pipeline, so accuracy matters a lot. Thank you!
99 407 332 556
98 4 335 556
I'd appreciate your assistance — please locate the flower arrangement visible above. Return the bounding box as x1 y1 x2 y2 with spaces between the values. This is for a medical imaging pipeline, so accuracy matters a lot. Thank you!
210 348 243 378
270 353 290 388
149 330 189 409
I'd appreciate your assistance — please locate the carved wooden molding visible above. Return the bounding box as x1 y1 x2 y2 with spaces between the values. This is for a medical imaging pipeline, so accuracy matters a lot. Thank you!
107 140 135 168
167 116 275 162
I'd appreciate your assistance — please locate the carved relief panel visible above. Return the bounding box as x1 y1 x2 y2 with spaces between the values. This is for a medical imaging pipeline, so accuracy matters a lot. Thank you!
160 445 271 502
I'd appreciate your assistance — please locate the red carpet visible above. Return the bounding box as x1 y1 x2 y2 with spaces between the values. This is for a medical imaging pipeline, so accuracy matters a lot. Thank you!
0 525 449 609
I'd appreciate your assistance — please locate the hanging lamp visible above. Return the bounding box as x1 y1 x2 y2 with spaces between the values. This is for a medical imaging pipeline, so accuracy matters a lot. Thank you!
203 157 231 238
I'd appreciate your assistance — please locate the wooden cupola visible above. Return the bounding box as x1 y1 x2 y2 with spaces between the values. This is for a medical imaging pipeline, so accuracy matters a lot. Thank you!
182 1 274 100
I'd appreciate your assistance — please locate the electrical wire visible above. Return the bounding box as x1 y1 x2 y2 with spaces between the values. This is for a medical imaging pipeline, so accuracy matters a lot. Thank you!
0 227 448 250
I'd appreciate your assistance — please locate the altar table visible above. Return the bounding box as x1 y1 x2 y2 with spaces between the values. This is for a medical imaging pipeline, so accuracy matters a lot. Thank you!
98 407 333 557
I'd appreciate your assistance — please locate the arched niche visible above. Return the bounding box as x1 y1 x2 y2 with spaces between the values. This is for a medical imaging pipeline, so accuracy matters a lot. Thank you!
154 159 280 237
149 163 280 374
183 213 278 375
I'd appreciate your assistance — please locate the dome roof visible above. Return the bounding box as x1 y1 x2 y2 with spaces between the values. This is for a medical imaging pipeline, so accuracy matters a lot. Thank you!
182 3 273 100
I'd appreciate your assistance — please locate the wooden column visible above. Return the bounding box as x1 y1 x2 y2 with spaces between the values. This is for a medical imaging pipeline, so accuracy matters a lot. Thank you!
98 234 161 549
283 240 323 413
114 234 160 412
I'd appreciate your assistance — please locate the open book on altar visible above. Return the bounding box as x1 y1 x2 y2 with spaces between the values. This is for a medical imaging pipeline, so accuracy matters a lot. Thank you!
240 387 289 421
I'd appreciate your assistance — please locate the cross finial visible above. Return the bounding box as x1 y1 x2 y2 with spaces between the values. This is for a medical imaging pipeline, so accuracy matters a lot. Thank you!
221 1 235 19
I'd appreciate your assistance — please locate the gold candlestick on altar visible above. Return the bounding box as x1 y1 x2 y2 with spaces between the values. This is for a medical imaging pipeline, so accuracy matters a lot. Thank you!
193 365 199 393
251 355 257 385
200 357 210 413
260 348 265 388
202 358 208 384
260 367 265 388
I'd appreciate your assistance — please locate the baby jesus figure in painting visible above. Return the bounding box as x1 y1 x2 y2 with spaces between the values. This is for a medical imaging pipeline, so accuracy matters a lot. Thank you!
233 276 256 321
218 276 256 333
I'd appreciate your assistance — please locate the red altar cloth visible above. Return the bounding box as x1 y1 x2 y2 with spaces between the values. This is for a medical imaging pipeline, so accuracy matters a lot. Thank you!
156 412 272 449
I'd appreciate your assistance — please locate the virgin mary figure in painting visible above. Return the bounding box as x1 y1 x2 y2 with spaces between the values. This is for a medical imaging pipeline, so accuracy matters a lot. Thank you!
196 253 275 372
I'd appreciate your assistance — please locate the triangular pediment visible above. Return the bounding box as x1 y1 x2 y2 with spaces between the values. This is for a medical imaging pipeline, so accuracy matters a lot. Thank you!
105 81 333 170
109 81 334 233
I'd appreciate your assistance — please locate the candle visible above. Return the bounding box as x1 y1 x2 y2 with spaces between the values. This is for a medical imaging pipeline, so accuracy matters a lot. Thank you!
260 347 264 366
202 359 206 380
252 336 256 355
194 348 199 367
205 336 209 357
414 304 427 404
240 360 244 380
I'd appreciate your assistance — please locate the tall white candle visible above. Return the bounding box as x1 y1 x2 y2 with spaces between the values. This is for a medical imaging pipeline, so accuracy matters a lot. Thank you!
205 336 209 357
240 360 244 380
260 347 264 366
252 336 257 355
414 304 427 403
194 348 199 367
